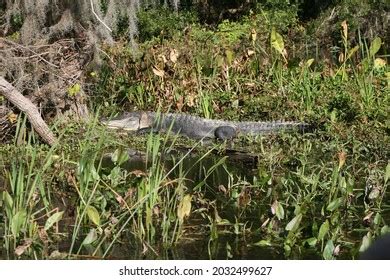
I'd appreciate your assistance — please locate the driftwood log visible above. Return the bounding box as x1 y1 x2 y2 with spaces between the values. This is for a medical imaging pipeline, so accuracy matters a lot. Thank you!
0 77 57 146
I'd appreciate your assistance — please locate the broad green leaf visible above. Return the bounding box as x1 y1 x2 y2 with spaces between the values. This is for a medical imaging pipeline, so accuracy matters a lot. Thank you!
111 148 129 165
177 194 192 223
369 37 382 57
90 166 100 181
275 202 285 220
82 229 98 245
86 205 100 226
11 209 27 237
359 233 372 252
294 205 301 216
305 237 317 247
318 219 329 240
271 28 285 56
338 176 347 190
326 197 342 211
109 166 121 184
285 213 302 232
373 213 382 225
111 149 120 163
323 240 335 260
44 211 64 231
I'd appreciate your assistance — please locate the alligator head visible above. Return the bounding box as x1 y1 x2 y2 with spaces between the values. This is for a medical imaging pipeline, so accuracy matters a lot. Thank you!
101 112 152 131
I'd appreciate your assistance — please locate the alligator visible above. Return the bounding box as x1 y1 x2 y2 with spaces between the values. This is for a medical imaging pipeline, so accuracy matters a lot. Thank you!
101 111 309 140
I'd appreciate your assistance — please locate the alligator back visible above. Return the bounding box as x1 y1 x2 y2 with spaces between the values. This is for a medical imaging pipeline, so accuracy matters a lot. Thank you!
147 112 308 139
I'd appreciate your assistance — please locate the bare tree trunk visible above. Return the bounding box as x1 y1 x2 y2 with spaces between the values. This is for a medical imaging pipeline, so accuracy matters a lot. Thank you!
0 77 57 146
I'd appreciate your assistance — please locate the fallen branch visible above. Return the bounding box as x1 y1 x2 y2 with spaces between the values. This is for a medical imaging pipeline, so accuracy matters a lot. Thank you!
0 77 57 146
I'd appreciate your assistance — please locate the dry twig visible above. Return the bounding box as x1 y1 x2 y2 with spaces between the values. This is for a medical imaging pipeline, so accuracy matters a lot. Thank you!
0 77 57 145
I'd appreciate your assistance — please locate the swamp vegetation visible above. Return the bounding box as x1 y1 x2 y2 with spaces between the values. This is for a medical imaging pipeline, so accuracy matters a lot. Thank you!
0 0 389 259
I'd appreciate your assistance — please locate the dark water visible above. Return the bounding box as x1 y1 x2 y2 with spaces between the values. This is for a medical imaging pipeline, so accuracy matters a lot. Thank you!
97 148 390 260
98 148 288 259
107 236 286 260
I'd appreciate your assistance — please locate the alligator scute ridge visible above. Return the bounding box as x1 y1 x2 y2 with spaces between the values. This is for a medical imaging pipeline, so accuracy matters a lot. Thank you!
102 111 310 140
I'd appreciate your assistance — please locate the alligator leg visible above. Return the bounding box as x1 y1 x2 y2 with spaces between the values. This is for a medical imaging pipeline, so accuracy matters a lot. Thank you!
214 126 237 140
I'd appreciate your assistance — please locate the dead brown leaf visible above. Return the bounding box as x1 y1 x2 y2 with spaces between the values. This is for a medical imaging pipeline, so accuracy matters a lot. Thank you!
169 49 179 63
15 239 33 256
152 66 165 78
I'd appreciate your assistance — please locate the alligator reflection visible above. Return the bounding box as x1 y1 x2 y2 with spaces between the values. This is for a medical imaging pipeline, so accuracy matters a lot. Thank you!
108 235 288 260
102 148 258 189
